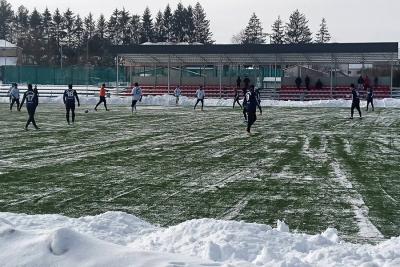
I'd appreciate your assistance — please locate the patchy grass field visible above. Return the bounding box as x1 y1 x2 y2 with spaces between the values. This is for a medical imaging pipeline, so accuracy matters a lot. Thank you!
0 103 399 242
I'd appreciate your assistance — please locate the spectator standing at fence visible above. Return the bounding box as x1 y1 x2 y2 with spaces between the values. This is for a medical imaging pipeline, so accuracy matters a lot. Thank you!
305 75 311 90
246 85 261 134
94 84 109 111
236 76 241 89
357 75 364 90
63 84 80 125
131 82 143 113
350 83 362 119
243 76 250 89
233 87 242 109
9 83 20 111
19 84 39 130
174 86 182 105
295 76 302 89
194 86 205 111
366 87 374 112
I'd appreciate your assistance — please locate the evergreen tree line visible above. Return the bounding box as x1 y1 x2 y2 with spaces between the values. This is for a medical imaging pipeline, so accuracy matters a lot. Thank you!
233 9 331 44
0 0 213 66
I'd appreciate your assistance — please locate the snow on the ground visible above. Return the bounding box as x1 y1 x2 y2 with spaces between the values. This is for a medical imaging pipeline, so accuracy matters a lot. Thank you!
2 94 400 108
0 212 399 267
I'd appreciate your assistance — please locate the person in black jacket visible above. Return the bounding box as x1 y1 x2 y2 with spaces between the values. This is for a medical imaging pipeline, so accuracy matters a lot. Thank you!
350 84 362 119
366 87 374 112
63 84 80 124
246 85 261 133
305 75 310 90
233 87 242 109
295 76 302 89
19 84 40 130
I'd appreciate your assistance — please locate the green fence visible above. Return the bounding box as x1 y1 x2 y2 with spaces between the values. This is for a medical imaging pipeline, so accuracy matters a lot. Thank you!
1 66 127 85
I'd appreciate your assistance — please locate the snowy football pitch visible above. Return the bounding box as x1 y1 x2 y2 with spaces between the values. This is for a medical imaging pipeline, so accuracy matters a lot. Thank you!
0 103 399 242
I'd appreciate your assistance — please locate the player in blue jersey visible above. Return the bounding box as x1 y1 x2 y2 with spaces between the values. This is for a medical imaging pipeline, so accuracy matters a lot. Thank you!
63 84 80 124
19 84 39 130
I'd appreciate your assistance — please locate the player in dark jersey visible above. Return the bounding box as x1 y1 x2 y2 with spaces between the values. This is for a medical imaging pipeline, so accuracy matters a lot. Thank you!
63 84 80 124
233 87 242 109
350 83 362 119
255 87 262 114
366 87 374 112
246 85 261 133
19 84 39 130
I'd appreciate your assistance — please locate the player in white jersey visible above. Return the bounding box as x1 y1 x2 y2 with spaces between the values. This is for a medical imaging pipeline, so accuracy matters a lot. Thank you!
194 86 205 111
174 86 182 105
131 82 143 113
9 83 20 111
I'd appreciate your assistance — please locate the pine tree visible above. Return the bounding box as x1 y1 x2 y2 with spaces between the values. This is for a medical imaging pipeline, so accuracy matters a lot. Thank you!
118 8 131 45
315 18 331 43
172 3 186 42
41 8 53 40
129 14 141 44
62 8 75 46
27 8 43 64
107 9 119 45
84 13 95 40
53 8 64 43
14 5 30 44
74 15 84 49
193 2 213 44
243 13 266 44
41 7 55 64
271 16 284 44
0 0 14 41
184 5 195 43
153 10 165 42
96 14 106 39
163 4 173 42
285 9 312 44
140 7 154 43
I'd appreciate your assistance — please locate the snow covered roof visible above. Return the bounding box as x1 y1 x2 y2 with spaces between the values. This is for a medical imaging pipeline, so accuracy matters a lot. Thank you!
114 42 398 65
0 40 17 48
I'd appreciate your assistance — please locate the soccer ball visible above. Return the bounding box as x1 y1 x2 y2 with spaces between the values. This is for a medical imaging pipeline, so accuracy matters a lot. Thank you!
85 109 89 113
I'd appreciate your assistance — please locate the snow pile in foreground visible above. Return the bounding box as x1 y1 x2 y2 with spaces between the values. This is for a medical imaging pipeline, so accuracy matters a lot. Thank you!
0 212 399 267
2 94 400 108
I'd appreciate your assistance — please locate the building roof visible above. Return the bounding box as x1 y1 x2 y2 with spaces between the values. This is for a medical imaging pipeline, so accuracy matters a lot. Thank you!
112 42 398 65
0 40 17 48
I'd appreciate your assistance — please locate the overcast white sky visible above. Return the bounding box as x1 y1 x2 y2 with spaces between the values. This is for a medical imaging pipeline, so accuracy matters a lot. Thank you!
7 0 400 44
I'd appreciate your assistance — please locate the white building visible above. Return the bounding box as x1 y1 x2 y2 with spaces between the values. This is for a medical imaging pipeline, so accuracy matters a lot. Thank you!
0 40 21 66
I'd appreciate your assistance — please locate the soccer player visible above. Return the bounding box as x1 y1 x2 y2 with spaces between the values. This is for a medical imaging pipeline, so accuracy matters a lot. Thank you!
366 87 374 112
19 84 39 130
63 84 80 125
242 88 248 122
233 87 242 109
33 85 39 107
246 85 260 133
255 87 262 114
94 84 109 111
9 83 20 111
174 86 182 105
350 84 362 119
131 82 143 113
194 86 205 111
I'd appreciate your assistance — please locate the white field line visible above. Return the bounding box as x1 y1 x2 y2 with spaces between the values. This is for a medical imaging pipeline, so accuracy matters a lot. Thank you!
331 161 383 239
